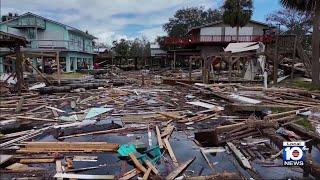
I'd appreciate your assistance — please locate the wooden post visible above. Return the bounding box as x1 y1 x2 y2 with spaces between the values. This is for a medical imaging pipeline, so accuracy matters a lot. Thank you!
189 56 192 81
56 51 61 86
173 51 176 69
15 46 23 95
228 53 232 83
291 36 297 79
273 32 279 85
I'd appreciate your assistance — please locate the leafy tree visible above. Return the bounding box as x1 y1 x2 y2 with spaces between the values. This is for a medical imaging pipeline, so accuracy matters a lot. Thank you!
112 39 131 61
163 6 222 37
222 0 253 41
266 7 312 48
280 0 320 85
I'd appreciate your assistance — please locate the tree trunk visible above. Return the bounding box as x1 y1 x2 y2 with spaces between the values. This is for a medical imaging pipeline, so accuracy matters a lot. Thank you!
311 2 320 85
236 26 240 42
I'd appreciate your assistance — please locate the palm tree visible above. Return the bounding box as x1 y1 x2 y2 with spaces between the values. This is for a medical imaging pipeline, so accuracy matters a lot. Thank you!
222 0 253 42
280 0 320 85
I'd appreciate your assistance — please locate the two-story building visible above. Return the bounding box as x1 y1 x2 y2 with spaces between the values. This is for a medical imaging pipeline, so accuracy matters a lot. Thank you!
0 12 97 74
165 20 272 58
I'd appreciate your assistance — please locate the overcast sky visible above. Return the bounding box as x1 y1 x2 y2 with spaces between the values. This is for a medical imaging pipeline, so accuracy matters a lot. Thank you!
1 0 281 45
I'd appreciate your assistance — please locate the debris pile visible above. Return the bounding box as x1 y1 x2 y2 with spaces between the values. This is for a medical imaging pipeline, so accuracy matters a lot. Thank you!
1 69 320 179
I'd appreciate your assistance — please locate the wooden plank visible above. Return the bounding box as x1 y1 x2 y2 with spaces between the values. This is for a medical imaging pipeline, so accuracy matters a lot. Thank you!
161 124 174 138
226 142 252 169
156 126 163 149
119 168 141 180
163 138 179 167
129 153 147 173
16 116 57 122
145 160 159 175
20 158 55 164
142 167 151 180
54 173 115 179
15 97 25 113
19 142 119 152
166 157 195 180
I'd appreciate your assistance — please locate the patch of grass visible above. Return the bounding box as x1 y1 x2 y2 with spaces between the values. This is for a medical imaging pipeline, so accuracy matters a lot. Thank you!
294 117 314 132
289 80 320 91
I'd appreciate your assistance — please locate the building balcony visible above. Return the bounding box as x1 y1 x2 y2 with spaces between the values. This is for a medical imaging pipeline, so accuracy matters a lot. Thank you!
8 17 46 29
165 35 273 45
28 40 94 53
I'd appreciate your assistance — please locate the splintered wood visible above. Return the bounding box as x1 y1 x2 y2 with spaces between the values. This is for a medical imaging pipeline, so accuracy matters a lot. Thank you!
18 142 119 153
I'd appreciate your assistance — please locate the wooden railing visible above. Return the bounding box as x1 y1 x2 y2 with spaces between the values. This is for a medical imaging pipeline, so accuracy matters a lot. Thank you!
165 35 273 45
29 40 94 53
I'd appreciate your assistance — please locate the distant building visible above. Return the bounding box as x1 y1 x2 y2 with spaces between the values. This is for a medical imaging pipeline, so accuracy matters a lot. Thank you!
0 12 97 73
150 43 167 57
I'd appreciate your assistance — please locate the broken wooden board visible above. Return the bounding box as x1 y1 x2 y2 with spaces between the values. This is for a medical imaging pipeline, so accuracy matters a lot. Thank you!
129 153 147 173
54 173 115 179
156 125 163 149
73 156 98 162
161 124 174 138
226 142 252 169
145 160 159 175
163 138 179 167
55 160 63 180
119 168 141 180
142 167 152 180
18 142 119 153
20 158 55 164
187 101 224 110
15 97 25 113
166 157 195 180
158 111 183 120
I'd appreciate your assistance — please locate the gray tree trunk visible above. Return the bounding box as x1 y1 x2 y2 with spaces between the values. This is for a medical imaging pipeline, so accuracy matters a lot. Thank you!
311 2 320 85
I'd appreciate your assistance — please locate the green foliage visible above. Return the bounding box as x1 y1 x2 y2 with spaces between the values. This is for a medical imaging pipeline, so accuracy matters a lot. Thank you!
112 39 131 58
279 0 315 12
222 0 253 28
163 6 222 37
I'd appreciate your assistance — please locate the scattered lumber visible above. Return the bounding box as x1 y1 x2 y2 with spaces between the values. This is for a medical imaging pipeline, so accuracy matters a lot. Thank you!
227 142 252 169
18 142 119 153
166 157 195 180
129 153 147 173
156 125 164 149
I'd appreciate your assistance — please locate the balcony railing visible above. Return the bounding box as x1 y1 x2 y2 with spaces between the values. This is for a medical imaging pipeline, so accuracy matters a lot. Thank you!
8 17 46 29
165 35 273 45
29 40 94 53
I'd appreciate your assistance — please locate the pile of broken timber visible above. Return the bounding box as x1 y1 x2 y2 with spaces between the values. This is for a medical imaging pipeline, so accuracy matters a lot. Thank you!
18 142 119 153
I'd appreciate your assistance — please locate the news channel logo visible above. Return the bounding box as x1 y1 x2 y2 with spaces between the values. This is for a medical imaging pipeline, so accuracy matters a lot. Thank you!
283 141 308 166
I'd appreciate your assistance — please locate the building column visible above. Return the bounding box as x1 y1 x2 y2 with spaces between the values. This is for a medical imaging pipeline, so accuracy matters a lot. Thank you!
89 58 93 70
32 58 38 74
66 56 71 72
73 58 77 71
0 58 4 73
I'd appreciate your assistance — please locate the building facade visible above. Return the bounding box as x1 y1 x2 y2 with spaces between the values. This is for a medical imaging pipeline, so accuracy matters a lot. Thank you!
0 12 97 73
